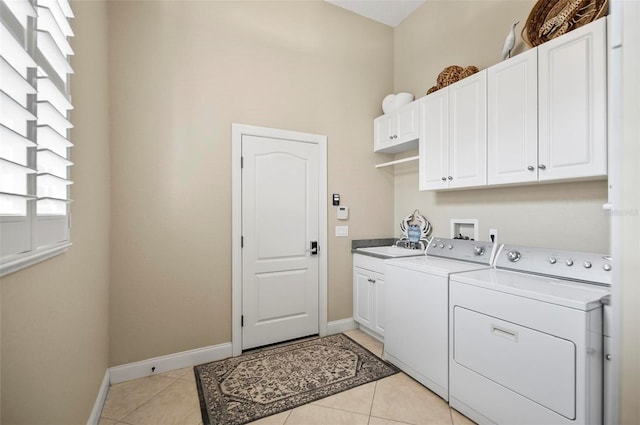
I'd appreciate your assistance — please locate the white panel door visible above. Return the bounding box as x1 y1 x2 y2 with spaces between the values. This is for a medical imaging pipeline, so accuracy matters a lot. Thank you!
449 70 487 189
419 90 449 190
242 135 319 350
538 18 607 181
488 49 539 185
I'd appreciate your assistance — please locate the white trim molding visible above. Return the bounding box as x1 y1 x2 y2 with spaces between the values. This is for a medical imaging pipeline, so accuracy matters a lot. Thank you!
109 342 232 384
0 243 71 278
231 123 329 356
86 369 110 425
327 318 357 335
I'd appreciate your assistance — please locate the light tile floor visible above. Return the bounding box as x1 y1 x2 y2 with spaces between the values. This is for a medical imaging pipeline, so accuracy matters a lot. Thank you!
99 329 475 425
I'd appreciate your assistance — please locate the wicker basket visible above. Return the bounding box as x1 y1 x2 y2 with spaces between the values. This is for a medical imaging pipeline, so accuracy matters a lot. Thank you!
522 0 608 47
428 65 480 95
459 66 480 79
436 65 463 88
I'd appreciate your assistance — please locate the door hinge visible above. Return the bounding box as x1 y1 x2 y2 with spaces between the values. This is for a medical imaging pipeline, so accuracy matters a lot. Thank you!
241 236 244 248
241 315 244 327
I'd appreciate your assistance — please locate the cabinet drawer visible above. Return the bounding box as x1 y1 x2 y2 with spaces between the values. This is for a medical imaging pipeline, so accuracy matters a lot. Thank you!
453 306 576 419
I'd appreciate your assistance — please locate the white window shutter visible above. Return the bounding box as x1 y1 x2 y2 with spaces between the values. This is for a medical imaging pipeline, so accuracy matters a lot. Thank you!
1 0 74 271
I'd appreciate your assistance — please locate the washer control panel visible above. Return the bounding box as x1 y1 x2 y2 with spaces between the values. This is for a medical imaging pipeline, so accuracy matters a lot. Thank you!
427 238 496 265
497 245 612 286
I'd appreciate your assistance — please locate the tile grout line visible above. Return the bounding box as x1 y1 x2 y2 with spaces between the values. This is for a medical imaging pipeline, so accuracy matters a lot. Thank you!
112 377 183 425
281 408 293 425
367 380 378 424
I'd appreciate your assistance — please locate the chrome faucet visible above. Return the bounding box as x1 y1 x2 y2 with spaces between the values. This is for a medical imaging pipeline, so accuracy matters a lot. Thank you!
395 239 427 250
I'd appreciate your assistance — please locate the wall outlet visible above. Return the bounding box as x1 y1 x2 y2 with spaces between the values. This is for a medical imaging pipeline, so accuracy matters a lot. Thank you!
335 226 349 237
489 228 498 243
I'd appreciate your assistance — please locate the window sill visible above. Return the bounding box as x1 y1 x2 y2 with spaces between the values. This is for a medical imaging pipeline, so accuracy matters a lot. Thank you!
0 243 72 278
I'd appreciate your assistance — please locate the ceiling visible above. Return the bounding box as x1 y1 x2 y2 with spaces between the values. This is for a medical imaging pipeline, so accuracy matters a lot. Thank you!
324 0 426 27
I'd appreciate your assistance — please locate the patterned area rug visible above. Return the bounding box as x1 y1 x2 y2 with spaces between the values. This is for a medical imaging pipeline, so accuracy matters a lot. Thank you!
194 333 399 425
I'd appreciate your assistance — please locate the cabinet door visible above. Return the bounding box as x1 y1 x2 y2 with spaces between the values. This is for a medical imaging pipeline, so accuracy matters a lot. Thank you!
538 18 607 181
419 90 449 190
353 267 373 328
449 70 487 189
395 102 419 144
373 114 394 153
488 49 539 185
372 274 385 336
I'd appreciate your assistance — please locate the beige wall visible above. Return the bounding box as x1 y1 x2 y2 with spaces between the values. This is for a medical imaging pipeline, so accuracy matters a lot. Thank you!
0 1 111 423
392 0 610 252
107 0 394 366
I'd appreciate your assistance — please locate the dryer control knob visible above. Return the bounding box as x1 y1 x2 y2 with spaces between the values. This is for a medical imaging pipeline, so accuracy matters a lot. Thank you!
474 246 485 256
583 261 592 269
439 244 444 249
447 245 453 249
603 264 612 271
548 257 557 264
565 259 574 266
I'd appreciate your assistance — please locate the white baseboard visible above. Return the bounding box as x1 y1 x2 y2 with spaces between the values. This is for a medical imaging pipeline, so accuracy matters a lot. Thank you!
87 369 110 425
109 342 233 384
327 318 357 335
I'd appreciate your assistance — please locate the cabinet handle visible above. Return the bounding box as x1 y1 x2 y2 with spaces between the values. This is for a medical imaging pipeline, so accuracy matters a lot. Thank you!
538 164 546 170
448 176 453 180
393 135 398 139
388 136 393 140
367 278 376 284
441 177 447 181
527 165 535 171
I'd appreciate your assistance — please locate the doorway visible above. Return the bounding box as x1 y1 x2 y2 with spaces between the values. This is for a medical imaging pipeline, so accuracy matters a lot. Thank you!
232 124 328 355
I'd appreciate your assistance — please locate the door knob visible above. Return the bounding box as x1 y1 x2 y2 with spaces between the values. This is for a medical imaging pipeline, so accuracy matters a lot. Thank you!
308 241 318 255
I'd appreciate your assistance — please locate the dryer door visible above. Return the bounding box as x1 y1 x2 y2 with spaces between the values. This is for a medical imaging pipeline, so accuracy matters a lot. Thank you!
453 306 576 419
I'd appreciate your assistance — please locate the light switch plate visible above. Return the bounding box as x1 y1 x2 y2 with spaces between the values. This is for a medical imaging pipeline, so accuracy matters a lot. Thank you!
335 226 349 237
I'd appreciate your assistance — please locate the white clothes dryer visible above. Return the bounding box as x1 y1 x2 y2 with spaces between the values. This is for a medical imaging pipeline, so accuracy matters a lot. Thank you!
449 244 612 425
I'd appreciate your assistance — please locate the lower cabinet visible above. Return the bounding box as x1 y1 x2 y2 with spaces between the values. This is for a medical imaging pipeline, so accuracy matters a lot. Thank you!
353 254 385 339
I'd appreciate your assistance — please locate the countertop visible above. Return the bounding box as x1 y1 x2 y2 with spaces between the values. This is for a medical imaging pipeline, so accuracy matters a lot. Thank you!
351 238 425 259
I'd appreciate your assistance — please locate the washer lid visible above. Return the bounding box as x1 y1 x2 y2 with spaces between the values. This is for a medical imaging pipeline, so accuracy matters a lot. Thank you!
451 269 610 310
386 256 492 277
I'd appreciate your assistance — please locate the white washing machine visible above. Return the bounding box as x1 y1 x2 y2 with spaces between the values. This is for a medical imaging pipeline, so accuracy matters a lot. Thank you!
384 238 497 400
449 244 612 425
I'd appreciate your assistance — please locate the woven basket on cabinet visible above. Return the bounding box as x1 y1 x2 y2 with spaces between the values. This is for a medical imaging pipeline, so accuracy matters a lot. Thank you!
521 0 608 47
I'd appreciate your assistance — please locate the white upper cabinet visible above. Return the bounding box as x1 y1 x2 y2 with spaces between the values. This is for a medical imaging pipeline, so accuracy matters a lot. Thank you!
449 70 487 189
538 18 607 181
488 48 539 185
374 101 419 153
419 70 487 191
419 89 449 190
